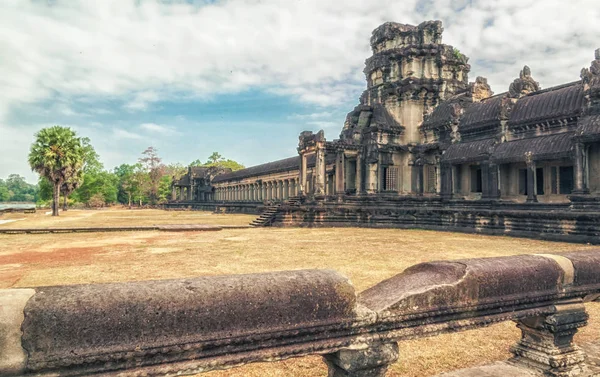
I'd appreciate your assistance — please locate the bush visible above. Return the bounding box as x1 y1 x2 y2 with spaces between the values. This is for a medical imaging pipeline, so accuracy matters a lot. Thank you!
88 193 105 208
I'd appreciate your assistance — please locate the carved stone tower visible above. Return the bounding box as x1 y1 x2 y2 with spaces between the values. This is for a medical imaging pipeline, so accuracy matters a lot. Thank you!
362 21 471 144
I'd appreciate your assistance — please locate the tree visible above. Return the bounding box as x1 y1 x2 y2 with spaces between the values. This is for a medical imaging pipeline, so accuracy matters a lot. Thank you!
28 126 84 216
190 153 245 172
138 147 164 204
208 152 223 164
0 180 9 202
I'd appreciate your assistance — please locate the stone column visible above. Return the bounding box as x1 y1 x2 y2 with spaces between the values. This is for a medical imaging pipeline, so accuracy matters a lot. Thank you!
440 163 453 200
324 342 399 377
180 187 185 201
481 162 490 199
315 148 326 195
171 185 176 201
414 164 424 196
365 163 378 194
525 152 537 203
488 162 500 199
335 152 345 194
299 154 308 195
573 142 589 194
510 300 588 376
356 153 363 194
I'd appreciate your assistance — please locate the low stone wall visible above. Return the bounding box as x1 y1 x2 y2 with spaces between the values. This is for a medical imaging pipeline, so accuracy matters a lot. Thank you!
2 251 600 376
271 196 600 244
164 201 263 214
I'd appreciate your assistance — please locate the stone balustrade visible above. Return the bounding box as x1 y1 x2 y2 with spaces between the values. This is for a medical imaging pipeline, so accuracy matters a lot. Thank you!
2 251 600 376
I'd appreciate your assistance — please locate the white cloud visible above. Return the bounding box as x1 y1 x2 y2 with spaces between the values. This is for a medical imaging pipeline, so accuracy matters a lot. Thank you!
139 123 180 136
112 128 143 140
1 0 598 116
1 0 600 180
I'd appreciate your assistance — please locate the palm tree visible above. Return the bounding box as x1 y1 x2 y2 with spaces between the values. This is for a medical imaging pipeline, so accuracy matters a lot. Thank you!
28 126 84 216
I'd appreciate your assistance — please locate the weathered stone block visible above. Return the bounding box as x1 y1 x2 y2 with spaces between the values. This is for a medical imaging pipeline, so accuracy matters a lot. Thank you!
324 342 399 377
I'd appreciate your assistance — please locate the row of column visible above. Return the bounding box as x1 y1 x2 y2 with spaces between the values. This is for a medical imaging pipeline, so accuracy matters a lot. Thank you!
171 186 193 201
215 179 300 202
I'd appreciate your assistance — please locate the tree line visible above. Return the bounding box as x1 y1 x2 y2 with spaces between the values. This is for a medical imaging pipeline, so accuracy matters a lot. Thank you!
0 126 245 216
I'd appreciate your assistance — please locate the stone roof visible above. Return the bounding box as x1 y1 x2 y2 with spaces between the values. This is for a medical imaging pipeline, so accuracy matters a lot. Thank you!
370 104 403 129
508 82 584 127
577 114 600 141
492 132 574 164
420 96 465 130
459 95 505 131
212 154 336 183
442 139 495 164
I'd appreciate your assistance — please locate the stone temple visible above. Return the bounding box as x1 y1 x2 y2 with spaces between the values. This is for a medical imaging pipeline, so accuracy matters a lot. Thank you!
169 20 600 243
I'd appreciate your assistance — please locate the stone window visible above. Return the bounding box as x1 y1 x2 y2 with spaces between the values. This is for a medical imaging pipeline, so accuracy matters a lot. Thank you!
550 166 574 194
519 169 528 195
559 166 574 194
426 165 436 193
454 166 462 193
382 167 398 191
470 166 482 193
536 167 544 195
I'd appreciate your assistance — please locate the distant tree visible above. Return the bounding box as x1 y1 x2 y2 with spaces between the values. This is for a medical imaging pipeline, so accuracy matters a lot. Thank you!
28 126 84 216
190 153 245 172
0 180 9 202
4 174 38 202
207 152 223 164
138 147 164 204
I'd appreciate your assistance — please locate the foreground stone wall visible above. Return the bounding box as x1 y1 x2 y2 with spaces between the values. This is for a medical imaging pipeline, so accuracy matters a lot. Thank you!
2 251 600 376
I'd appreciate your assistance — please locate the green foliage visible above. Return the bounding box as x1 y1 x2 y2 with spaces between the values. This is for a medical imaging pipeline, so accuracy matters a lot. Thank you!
190 152 245 172
0 175 39 202
0 180 10 202
72 170 119 205
139 147 164 204
28 126 85 215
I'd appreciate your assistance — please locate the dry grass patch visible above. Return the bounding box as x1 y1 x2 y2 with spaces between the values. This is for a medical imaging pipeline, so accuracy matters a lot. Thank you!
1 209 598 376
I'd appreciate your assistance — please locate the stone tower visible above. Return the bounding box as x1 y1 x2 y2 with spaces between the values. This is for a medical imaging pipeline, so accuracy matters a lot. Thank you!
361 21 470 144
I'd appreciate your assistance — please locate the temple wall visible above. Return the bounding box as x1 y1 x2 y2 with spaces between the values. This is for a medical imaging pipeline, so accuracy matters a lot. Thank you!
589 144 600 194
272 198 599 244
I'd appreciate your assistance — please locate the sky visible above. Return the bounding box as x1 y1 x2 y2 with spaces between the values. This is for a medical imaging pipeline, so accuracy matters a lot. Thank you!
1 0 599 183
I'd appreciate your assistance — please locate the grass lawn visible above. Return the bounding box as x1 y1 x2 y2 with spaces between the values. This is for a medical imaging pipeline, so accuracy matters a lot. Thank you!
1 208 598 376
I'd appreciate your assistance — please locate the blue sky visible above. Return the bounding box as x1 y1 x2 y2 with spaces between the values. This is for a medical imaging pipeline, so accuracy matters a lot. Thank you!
1 0 599 182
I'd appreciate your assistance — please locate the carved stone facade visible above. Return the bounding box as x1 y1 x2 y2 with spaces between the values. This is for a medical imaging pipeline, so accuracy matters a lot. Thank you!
167 21 600 241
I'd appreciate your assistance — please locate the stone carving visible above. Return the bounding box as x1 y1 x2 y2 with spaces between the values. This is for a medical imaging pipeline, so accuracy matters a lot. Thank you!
469 76 493 102
509 66 540 98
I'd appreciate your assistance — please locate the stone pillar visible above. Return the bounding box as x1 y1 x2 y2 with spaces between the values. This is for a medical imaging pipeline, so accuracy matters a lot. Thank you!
510 300 589 376
365 163 378 194
488 162 500 199
315 148 326 195
336 152 345 194
180 187 185 201
414 164 424 196
440 163 453 200
171 185 176 201
481 162 490 199
324 342 399 377
356 154 363 194
299 154 308 195
525 152 537 203
573 142 589 194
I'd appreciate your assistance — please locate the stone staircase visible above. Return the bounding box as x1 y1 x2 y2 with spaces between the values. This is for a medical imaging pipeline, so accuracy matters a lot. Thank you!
250 196 303 227
250 204 280 227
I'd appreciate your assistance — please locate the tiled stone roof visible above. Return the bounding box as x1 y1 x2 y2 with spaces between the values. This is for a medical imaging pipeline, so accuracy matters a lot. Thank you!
212 154 336 183
508 82 584 127
492 132 574 164
442 139 496 164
